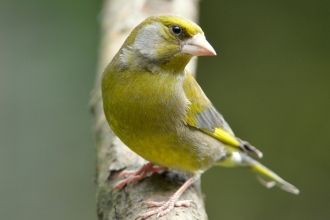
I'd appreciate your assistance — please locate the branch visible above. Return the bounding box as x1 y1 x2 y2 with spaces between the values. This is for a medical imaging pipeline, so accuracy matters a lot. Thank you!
91 0 207 219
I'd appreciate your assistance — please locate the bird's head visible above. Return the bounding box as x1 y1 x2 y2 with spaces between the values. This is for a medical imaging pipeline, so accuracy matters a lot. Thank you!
118 13 216 73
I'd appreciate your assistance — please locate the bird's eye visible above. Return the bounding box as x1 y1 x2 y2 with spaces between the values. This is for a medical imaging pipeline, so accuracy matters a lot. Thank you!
170 25 182 36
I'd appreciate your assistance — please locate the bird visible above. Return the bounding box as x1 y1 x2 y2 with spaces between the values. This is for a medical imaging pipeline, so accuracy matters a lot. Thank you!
101 13 299 219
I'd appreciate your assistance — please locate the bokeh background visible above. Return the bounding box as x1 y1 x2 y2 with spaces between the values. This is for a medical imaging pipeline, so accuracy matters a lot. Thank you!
1 1 329 220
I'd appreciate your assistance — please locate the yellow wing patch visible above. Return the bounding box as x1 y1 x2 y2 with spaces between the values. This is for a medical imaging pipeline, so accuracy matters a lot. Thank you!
183 71 241 148
202 127 240 147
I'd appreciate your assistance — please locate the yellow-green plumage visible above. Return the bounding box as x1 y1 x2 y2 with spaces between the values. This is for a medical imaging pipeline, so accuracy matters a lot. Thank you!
102 13 299 200
103 61 225 172
183 73 241 147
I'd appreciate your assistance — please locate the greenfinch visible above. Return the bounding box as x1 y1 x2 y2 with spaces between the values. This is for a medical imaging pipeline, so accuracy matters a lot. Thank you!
102 13 299 219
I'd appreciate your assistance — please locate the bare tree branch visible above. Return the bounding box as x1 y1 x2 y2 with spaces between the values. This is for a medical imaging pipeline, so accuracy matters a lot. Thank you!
91 0 208 219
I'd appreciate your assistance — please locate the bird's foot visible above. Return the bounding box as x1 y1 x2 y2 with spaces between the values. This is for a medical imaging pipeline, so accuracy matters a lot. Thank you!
137 177 195 219
113 162 168 190
138 197 194 219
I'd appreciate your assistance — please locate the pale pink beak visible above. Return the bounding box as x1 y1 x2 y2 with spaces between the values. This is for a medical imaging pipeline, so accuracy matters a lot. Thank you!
181 33 216 56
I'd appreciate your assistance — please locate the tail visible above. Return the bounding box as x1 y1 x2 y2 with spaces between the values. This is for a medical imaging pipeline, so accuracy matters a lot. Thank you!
217 152 300 194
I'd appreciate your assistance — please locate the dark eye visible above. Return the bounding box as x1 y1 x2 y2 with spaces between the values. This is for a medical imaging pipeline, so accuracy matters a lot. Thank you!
170 25 182 36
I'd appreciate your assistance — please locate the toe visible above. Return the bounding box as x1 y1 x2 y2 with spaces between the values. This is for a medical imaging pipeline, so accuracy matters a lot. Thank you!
174 200 194 207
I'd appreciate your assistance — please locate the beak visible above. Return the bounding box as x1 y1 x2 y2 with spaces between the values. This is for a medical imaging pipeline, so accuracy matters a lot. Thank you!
181 33 216 56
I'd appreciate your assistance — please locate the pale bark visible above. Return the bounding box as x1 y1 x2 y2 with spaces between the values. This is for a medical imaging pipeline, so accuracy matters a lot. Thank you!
91 0 207 219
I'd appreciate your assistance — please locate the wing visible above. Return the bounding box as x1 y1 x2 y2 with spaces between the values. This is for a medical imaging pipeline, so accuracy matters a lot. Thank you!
183 71 262 157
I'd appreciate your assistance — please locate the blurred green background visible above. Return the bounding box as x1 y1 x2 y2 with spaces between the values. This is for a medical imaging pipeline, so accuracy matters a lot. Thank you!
1 1 329 220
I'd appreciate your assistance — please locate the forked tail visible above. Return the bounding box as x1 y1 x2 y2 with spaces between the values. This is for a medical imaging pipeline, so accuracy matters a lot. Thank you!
241 153 299 194
217 152 299 194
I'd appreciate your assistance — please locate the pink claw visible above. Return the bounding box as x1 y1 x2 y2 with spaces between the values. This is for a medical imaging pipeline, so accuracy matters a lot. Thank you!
113 162 168 190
